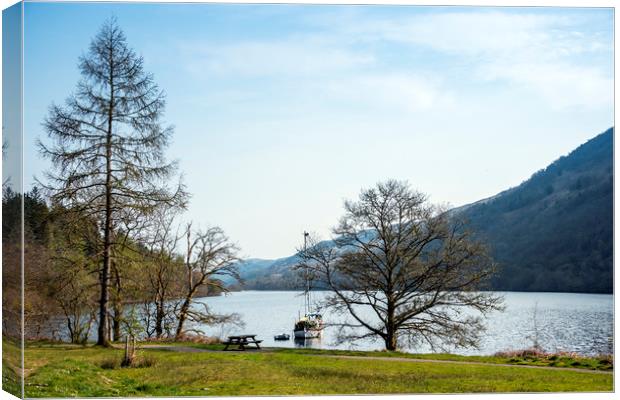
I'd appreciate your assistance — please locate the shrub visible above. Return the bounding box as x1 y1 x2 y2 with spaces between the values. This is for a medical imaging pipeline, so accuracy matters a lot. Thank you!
495 348 547 359
142 333 220 345
494 348 613 371
100 358 120 370
134 356 157 368
172 333 221 344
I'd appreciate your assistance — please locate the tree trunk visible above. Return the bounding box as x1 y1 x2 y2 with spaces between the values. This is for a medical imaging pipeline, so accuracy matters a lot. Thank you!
155 296 164 338
175 297 191 339
176 233 194 339
175 270 203 339
385 296 397 351
98 221 111 346
111 264 123 342
67 317 76 344
97 59 114 347
385 333 398 351
112 304 122 342
175 281 202 339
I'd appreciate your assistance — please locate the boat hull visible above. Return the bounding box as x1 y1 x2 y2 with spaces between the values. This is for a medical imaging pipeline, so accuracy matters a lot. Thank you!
293 329 322 339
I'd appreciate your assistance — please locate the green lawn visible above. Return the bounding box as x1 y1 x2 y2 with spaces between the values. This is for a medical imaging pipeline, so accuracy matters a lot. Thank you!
2 338 22 398
15 341 612 397
283 348 613 371
181 343 613 371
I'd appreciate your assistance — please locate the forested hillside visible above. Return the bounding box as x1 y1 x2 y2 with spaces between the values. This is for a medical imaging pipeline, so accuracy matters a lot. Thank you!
458 128 613 293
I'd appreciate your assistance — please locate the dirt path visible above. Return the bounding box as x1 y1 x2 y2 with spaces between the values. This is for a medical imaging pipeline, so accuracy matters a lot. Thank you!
137 345 612 375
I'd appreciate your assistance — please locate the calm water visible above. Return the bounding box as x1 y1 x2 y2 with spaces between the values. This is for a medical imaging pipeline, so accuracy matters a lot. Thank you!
191 291 613 356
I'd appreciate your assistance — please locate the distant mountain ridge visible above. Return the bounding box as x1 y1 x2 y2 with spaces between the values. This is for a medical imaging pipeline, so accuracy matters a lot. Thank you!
233 128 613 293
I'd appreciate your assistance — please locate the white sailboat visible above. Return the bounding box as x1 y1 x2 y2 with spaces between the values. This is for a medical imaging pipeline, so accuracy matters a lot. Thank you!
293 231 324 339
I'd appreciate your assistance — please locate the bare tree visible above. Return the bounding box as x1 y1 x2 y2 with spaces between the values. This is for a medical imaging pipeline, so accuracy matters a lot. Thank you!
107 207 155 341
38 19 187 346
299 180 503 351
46 210 100 344
141 208 184 338
175 224 240 339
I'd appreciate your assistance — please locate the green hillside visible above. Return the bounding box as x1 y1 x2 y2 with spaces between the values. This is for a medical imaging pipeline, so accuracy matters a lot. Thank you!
458 128 613 293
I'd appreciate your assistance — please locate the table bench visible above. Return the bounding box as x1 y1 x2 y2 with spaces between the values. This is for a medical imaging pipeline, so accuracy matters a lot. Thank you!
223 334 262 351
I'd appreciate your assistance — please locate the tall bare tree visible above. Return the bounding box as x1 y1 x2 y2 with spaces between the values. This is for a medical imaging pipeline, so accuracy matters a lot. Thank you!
142 208 184 338
175 224 240 339
300 180 503 351
38 19 187 346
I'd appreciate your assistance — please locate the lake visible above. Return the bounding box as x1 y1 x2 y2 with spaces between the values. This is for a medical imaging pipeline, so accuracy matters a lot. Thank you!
191 290 613 356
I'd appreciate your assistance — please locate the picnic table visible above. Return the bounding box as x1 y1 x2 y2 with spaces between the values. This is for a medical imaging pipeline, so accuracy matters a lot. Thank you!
223 334 262 351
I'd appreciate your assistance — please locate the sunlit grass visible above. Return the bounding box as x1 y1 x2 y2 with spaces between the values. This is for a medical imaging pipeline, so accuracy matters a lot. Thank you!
3 337 22 397
19 341 612 397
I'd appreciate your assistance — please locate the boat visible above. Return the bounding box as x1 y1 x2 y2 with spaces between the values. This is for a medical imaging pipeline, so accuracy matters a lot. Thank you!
293 231 325 339
293 313 324 339
274 333 290 341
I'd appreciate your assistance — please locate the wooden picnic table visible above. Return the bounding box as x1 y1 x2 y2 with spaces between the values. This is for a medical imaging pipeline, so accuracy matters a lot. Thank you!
223 334 262 351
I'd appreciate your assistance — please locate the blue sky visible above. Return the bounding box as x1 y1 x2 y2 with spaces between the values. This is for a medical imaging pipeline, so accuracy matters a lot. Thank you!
20 3 614 259
2 3 21 193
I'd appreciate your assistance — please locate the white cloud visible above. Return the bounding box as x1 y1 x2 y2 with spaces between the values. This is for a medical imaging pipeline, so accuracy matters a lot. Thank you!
384 13 571 56
327 73 455 112
337 11 607 58
181 36 374 78
479 61 612 110
177 32 455 113
334 10 613 110
175 10 612 112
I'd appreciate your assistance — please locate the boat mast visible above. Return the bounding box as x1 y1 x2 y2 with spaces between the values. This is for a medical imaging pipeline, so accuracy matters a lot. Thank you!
304 231 310 315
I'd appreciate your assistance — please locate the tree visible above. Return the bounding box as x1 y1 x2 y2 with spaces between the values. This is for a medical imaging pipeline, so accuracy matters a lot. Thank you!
46 208 100 344
109 226 145 342
39 19 187 346
175 224 240 339
141 207 184 338
299 180 503 351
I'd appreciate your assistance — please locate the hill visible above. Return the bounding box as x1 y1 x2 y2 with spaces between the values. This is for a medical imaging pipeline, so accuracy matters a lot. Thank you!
236 128 613 293
457 127 613 293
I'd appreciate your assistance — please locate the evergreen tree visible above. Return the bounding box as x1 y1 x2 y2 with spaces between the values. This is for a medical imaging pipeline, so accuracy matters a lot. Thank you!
39 19 187 346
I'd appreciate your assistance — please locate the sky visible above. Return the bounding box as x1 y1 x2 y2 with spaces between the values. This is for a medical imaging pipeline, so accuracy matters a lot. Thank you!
16 3 614 259
2 3 22 194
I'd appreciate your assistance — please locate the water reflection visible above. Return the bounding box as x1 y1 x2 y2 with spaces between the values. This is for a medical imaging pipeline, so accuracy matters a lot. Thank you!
193 291 613 356
294 337 322 349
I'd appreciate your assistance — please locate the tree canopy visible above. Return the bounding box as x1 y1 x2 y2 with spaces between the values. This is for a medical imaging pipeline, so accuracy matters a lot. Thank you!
300 180 503 351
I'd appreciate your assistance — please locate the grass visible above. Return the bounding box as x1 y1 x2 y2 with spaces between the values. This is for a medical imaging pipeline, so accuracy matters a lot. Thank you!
279 347 614 371
2 337 22 397
14 340 612 397
173 342 613 371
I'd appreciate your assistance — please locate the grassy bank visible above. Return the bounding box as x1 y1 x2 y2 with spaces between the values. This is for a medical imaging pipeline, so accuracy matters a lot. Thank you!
19 341 612 397
178 343 613 371
2 338 22 397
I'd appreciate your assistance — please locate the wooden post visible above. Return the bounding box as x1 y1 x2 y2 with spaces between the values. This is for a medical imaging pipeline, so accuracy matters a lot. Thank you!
123 335 129 366
122 335 135 367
